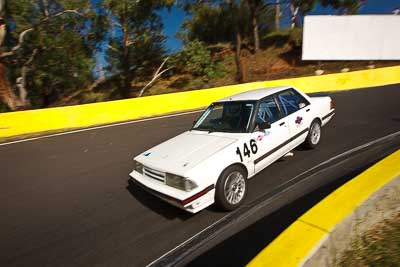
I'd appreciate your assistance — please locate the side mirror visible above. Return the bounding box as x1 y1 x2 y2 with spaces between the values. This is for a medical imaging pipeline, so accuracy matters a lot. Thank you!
258 121 271 130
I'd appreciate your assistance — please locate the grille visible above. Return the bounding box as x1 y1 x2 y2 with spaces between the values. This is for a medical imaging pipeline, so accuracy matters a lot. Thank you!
143 166 166 183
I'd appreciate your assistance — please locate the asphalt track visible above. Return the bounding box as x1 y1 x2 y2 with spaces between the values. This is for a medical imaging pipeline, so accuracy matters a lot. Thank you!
1 84 400 267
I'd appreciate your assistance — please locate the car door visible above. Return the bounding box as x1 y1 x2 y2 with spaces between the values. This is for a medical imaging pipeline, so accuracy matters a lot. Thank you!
276 89 312 149
252 96 291 174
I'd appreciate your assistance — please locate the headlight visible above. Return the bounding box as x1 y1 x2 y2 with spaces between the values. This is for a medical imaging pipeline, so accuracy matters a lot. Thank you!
166 173 197 192
134 160 143 174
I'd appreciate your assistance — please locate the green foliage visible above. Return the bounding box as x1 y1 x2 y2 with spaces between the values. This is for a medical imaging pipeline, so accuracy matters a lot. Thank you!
179 2 274 46
81 91 111 104
264 28 302 47
168 40 224 79
264 31 291 47
188 78 207 90
288 28 303 47
104 0 172 97
180 4 234 44
3 0 96 107
292 0 318 15
320 0 364 14
0 102 10 113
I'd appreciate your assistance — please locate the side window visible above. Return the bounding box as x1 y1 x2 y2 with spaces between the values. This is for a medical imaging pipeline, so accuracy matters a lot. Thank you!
256 96 281 124
277 89 309 116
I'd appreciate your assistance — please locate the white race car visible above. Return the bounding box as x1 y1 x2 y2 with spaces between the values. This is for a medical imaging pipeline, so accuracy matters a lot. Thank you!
129 86 335 213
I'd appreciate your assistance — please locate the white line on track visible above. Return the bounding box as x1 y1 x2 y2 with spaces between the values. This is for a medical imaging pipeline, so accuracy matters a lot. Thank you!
276 129 400 190
146 129 400 266
0 110 203 146
146 214 229 267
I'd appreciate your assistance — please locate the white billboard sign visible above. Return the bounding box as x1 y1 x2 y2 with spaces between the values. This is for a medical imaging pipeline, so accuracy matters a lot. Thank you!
302 15 400 60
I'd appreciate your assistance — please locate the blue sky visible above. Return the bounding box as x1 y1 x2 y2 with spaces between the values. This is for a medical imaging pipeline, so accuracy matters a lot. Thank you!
158 5 187 53
160 0 400 52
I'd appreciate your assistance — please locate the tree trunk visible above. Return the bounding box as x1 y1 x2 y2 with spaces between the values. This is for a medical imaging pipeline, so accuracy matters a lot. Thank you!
96 52 105 80
41 0 50 18
275 0 281 31
0 1 18 110
251 9 260 53
234 31 244 83
120 17 132 98
42 89 51 107
138 57 170 97
0 63 20 110
0 0 4 16
0 22 5 47
15 49 37 108
249 1 260 53
290 3 299 29
229 0 244 83
0 0 5 47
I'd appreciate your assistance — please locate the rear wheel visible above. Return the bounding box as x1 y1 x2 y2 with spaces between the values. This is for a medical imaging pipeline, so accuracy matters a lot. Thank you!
303 120 321 149
215 165 247 211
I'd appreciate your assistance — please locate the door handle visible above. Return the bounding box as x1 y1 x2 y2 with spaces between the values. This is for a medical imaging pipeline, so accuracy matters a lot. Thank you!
279 122 285 126
306 108 310 112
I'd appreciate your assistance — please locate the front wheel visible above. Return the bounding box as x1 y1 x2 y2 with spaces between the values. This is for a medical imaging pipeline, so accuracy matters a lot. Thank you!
215 165 247 211
303 120 321 149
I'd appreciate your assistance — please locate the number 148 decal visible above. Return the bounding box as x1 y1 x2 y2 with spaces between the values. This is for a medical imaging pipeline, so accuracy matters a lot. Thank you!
236 139 258 162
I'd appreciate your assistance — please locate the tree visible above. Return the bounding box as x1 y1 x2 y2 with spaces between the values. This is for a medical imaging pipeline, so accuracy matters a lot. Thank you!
179 3 235 45
104 0 174 98
320 0 365 14
0 0 96 110
246 0 264 53
168 39 217 78
182 1 273 55
275 0 281 30
181 0 268 82
289 0 317 28
226 0 245 82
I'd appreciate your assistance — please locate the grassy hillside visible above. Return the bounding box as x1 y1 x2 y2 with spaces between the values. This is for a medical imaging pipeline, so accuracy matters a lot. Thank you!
337 214 400 267
60 30 399 106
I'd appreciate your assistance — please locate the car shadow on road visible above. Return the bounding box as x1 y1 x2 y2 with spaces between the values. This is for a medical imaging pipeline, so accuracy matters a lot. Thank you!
126 179 193 221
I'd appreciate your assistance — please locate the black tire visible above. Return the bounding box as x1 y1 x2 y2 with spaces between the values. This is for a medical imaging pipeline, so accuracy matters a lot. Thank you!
303 119 322 149
215 165 247 211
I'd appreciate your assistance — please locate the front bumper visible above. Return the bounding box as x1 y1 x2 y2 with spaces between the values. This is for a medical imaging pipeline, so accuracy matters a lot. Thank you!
129 170 215 213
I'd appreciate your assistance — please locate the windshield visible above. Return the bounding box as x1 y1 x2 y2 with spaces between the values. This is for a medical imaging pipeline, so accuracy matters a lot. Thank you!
193 101 255 133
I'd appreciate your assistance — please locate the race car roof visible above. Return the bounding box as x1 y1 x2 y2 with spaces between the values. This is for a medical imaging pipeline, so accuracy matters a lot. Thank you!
217 86 292 102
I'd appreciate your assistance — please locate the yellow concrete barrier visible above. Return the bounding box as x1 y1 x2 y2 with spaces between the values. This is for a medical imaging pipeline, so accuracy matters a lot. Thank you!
0 65 399 139
247 149 400 267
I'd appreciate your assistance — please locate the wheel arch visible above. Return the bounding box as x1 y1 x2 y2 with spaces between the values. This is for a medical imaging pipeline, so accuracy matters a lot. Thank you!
220 162 249 179
214 162 249 211
312 117 322 126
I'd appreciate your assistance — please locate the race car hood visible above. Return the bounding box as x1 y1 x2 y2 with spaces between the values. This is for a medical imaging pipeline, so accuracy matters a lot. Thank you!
135 131 237 175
